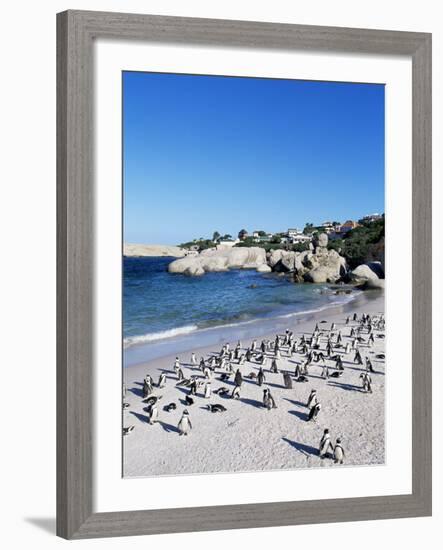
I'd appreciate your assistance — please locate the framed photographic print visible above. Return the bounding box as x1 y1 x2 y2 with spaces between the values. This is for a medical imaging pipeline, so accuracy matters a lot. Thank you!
57 10 432 539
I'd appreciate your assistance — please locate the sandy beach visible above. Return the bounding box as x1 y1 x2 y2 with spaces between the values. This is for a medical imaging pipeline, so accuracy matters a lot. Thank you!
123 290 385 478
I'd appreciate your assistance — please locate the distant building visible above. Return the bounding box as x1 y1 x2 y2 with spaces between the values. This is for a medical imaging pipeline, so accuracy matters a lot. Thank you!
287 228 301 239
291 234 312 244
321 221 336 234
286 228 312 244
335 220 359 235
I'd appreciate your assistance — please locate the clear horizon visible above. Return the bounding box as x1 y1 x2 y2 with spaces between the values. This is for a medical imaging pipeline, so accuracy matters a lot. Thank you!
123 72 385 245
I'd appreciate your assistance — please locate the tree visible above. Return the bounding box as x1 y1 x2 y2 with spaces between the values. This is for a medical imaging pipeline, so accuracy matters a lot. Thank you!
212 231 221 242
303 223 314 235
238 229 248 240
257 230 267 237
222 234 233 241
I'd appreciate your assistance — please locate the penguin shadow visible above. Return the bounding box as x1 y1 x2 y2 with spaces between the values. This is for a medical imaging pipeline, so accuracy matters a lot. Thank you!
240 397 264 409
159 421 180 434
265 381 286 389
128 387 145 398
129 411 150 424
133 381 144 386
174 386 194 396
282 438 319 457
327 381 363 392
304 373 324 380
288 409 309 421
283 397 307 408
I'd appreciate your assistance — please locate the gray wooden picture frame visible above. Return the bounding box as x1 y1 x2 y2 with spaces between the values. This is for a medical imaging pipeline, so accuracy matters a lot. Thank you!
57 9 432 540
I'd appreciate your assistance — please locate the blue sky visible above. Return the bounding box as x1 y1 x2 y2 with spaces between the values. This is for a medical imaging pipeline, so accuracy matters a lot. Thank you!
123 71 384 245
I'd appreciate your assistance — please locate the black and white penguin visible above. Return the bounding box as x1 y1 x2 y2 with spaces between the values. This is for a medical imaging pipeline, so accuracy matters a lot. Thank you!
148 404 159 425
360 372 373 393
157 373 166 388
271 358 279 373
257 367 266 386
208 403 227 413
234 369 243 387
307 402 321 422
319 429 333 458
334 439 345 463
184 395 194 406
283 371 293 389
263 389 277 410
307 389 318 409
123 425 134 436
178 409 192 435
231 385 241 399
204 382 212 399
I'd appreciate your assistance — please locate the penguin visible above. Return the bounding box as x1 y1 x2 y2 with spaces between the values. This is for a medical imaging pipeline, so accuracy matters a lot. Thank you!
204 382 212 399
294 363 301 380
231 385 241 399
319 429 334 458
208 403 227 413
177 367 185 380
219 373 230 382
360 372 373 393
163 402 177 412
257 367 266 386
234 369 243 387
321 364 329 379
251 340 257 352
330 369 343 378
184 395 194 406
238 354 246 365
157 373 166 388
178 409 192 436
297 375 309 383
307 402 321 422
203 366 212 379
143 376 153 398
283 371 293 389
366 357 374 373
263 389 277 410
123 402 130 410
270 358 279 373
247 372 257 380
333 439 345 464
190 353 197 366
307 389 318 409
173 357 180 373
123 425 134 436
148 404 158 425
354 349 363 365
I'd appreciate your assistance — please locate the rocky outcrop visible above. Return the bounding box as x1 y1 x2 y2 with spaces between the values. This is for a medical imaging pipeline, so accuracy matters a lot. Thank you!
168 247 267 276
350 261 385 284
267 233 347 284
124 243 185 257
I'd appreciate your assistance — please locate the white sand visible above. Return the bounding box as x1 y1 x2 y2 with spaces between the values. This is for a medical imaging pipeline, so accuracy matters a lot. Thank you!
123 243 185 257
123 293 385 477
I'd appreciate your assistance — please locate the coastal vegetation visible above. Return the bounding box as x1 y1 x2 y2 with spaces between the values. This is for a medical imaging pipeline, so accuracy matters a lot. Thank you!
327 217 385 269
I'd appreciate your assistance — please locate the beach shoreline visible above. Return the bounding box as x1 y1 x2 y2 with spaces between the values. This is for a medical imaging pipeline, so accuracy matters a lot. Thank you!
123 291 385 478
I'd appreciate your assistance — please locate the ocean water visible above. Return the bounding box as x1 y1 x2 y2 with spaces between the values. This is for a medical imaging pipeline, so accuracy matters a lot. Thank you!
123 256 358 365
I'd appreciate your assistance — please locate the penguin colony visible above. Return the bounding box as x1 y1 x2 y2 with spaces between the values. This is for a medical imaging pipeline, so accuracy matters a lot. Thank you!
123 311 385 470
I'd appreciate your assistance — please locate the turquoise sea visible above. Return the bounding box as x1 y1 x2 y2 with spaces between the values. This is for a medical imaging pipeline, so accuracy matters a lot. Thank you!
123 256 359 366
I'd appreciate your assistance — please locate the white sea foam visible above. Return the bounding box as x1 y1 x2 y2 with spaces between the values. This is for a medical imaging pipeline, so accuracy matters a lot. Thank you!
124 291 362 348
124 325 199 348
